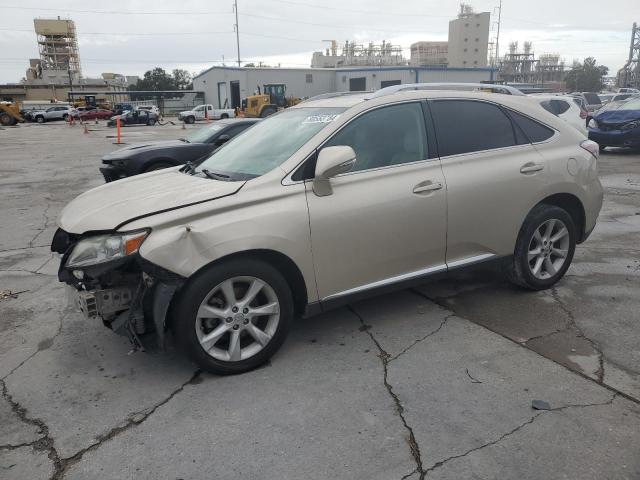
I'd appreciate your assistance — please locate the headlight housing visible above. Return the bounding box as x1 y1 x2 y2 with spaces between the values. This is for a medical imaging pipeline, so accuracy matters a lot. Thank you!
66 230 149 268
621 120 640 130
587 118 598 129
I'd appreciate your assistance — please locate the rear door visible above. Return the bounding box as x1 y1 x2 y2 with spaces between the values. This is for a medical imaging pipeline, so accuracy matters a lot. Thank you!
430 98 554 265
305 101 447 301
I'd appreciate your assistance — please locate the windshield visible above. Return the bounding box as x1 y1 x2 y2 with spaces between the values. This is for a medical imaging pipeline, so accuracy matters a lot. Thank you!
600 97 640 112
193 107 345 178
186 124 225 143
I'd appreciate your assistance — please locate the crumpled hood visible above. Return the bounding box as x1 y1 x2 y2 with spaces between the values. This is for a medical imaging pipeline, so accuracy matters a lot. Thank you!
595 108 640 124
103 140 186 159
58 168 244 233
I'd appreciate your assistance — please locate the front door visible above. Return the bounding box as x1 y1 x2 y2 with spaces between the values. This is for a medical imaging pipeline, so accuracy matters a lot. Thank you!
305 101 447 301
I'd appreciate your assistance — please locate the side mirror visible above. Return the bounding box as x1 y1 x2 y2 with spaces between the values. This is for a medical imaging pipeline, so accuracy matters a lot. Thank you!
313 146 356 197
215 134 231 145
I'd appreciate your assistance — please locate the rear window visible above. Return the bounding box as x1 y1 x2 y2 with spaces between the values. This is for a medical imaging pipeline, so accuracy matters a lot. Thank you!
508 110 555 143
430 100 516 156
583 93 601 105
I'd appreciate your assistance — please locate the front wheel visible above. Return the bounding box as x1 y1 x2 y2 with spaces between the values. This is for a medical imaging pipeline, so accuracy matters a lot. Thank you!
506 204 576 290
185 116 195 124
173 258 294 375
148 118 156 126
36 116 45 123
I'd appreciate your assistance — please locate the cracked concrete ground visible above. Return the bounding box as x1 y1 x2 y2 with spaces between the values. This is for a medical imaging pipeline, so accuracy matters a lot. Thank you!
1 122 639 479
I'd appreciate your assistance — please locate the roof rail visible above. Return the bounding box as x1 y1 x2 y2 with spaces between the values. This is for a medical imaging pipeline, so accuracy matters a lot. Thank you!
300 91 373 103
365 82 525 99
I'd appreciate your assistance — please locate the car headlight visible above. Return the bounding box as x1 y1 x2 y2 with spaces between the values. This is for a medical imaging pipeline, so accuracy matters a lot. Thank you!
66 230 149 268
587 118 598 129
621 120 640 130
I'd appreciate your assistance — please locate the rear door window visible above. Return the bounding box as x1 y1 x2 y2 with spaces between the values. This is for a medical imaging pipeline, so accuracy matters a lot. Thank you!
583 93 601 105
429 100 516 156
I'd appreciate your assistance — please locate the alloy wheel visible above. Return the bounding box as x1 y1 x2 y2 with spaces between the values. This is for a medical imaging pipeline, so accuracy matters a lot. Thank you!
527 218 570 280
195 276 280 362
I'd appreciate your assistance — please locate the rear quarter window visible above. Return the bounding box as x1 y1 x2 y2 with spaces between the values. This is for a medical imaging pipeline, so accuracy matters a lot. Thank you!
584 93 601 105
507 110 555 143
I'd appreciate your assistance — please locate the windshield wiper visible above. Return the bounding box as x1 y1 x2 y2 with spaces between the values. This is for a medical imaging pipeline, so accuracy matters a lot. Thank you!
201 169 231 181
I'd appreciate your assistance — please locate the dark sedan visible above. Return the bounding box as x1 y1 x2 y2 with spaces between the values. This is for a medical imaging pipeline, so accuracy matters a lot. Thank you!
99 118 260 182
107 110 158 127
588 97 640 151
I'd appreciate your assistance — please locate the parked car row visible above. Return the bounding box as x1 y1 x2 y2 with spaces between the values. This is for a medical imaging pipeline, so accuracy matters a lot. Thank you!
53 84 603 374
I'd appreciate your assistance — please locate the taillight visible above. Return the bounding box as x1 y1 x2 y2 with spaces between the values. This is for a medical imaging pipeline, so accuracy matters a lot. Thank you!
579 109 588 119
580 139 599 158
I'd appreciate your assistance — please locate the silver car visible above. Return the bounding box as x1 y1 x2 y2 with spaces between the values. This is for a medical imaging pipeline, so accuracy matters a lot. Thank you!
52 86 603 374
30 105 73 123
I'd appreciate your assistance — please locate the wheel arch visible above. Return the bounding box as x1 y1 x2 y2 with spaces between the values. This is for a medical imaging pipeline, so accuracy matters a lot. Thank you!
187 249 308 316
140 157 181 173
536 193 586 243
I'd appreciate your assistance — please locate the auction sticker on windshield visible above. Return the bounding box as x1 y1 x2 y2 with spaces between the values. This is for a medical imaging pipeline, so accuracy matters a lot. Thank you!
302 114 341 124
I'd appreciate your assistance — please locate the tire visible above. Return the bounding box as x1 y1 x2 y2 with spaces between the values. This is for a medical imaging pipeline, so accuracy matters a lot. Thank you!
62 113 69 121
173 258 294 375
36 116 45 123
260 106 277 118
185 116 195 124
599 144 606 153
148 119 156 126
143 161 173 172
220 113 229 119
506 204 576 290
0 113 13 126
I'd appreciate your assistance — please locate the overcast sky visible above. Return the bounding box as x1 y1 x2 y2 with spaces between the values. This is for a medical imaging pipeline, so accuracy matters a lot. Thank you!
0 0 635 83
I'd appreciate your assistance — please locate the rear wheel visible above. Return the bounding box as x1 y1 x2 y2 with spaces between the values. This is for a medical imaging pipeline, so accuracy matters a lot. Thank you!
173 258 293 375
506 204 576 290
220 113 229 119
62 113 69 121
599 144 607 153
148 118 156 126
260 106 277 118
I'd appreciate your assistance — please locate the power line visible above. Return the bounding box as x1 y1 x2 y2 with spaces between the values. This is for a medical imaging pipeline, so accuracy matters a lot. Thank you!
1 5 232 15
262 0 449 18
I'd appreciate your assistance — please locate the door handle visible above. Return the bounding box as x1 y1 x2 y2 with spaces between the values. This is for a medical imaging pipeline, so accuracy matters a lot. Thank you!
520 163 544 174
413 182 443 194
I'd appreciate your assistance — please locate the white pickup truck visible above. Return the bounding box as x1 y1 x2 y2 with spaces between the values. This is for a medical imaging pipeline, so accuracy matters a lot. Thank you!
178 104 236 124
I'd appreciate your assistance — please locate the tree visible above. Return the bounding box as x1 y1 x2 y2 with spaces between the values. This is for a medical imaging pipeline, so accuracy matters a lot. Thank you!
565 57 608 92
172 69 193 90
131 67 176 91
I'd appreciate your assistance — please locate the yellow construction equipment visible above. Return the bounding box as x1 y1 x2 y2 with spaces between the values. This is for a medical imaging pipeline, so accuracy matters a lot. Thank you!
243 84 301 118
0 101 23 126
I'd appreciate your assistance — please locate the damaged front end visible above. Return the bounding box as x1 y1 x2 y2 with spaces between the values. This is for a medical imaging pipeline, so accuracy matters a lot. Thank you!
51 228 184 351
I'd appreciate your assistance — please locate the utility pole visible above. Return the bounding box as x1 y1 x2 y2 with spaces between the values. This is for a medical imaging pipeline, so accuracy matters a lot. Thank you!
495 0 502 68
234 0 241 67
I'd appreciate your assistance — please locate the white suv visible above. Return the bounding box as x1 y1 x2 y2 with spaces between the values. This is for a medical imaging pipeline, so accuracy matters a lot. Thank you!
53 84 603 374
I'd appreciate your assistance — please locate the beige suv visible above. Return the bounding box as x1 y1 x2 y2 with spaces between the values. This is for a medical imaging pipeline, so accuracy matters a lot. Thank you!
52 86 603 374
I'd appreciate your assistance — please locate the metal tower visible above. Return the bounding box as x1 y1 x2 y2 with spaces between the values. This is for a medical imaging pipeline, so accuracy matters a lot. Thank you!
33 18 82 79
620 22 639 89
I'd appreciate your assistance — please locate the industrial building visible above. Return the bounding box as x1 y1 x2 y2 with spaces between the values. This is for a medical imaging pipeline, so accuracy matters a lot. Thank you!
0 17 131 104
447 6 491 68
311 40 406 68
410 42 449 67
193 65 496 109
